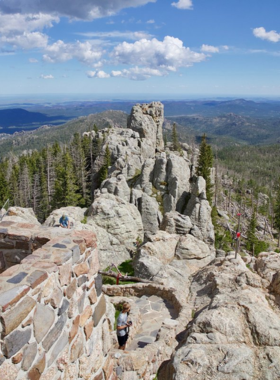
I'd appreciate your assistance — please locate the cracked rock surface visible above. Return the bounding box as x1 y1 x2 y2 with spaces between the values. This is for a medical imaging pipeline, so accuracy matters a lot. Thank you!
159 254 280 380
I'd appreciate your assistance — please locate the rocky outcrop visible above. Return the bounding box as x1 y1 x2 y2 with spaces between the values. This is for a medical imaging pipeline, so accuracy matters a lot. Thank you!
101 174 131 203
185 176 215 245
44 206 87 227
87 191 144 253
159 255 280 380
161 211 192 235
134 230 214 294
255 251 280 283
128 102 164 152
44 204 135 269
162 153 191 213
3 207 40 225
82 102 215 245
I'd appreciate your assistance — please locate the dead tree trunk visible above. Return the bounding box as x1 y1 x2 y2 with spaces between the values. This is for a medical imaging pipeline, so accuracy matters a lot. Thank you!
98 271 156 284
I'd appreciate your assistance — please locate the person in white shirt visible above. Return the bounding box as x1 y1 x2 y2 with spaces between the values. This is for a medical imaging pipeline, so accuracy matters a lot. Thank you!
116 302 132 350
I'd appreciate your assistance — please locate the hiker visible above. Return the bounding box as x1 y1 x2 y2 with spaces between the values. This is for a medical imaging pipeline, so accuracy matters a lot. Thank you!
59 213 70 229
116 302 132 350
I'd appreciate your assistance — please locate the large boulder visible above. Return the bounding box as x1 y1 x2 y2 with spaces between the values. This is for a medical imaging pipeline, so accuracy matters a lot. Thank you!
87 192 144 252
176 234 215 266
134 158 155 195
185 176 215 245
134 247 192 296
77 221 131 269
161 211 192 235
153 152 168 191
136 231 179 265
101 174 131 202
163 153 191 214
4 207 40 225
255 252 280 283
139 192 160 235
44 206 87 227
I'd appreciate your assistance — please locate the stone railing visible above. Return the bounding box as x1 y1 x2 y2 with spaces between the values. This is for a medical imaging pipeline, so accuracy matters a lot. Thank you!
0 221 114 380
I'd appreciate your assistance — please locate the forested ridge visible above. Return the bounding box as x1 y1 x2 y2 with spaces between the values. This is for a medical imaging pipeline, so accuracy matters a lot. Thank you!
217 143 280 192
0 131 106 221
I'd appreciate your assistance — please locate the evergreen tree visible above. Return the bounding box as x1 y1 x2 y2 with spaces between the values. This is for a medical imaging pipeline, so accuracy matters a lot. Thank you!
19 162 31 207
99 145 111 183
172 123 180 151
0 163 10 205
70 133 89 206
53 149 81 208
246 208 257 254
38 157 49 221
274 177 280 247
196 134 213 204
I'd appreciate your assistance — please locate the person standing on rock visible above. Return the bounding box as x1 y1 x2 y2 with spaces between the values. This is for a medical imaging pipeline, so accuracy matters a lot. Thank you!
59 212 70 229
117 302 132 350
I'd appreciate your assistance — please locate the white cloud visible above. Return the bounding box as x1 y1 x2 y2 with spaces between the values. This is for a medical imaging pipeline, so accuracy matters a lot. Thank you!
112 36 206 71
2 31 48 49
253 27 280 43
171 0 193 10
222 45 229 50
87 70 110 78
201 44 219 53
87 71 96 78
96 70 110 78
0 13 59 34
0 0 157 20
43 40 103 64
76 31 152 41
0 13 56 50
111 67 164 80
40 74 54 79
147 19 155 24
29 58 38 63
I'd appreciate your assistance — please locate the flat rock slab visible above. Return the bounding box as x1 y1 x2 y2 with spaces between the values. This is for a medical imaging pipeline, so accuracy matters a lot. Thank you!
148 295 164 302
0 285 30 312
126 294 177 351
3 327 32 358
150 302 164 312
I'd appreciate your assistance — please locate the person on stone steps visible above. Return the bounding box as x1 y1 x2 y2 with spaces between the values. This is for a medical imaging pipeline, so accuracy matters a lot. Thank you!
59 212 70 229
117 302 132 350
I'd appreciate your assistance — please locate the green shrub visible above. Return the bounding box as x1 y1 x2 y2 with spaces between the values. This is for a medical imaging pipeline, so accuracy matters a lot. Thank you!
101 260 135 285
253 240 269 257
118 260 134 276
81 216 87 224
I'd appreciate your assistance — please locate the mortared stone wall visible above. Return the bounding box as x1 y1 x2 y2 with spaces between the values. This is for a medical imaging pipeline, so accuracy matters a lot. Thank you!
0 221 114 380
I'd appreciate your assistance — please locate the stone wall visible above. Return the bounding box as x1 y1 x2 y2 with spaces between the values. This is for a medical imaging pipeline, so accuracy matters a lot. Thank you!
0 221 114 380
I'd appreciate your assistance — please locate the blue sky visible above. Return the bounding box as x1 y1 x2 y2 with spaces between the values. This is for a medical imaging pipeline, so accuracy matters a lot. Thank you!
1 0 280 98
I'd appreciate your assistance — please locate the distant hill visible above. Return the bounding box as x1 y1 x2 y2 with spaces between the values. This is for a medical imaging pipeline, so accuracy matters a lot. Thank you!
166 113 280 145
0 110 128 159
0 108 70 133
163 99 280 118
4 99 280 124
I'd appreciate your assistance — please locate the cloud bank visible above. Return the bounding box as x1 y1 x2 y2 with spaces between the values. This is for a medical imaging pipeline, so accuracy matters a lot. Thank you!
0 0 156 20
112 36 206 72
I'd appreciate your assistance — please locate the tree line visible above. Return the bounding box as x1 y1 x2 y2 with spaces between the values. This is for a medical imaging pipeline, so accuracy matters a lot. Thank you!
0 130 108 221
